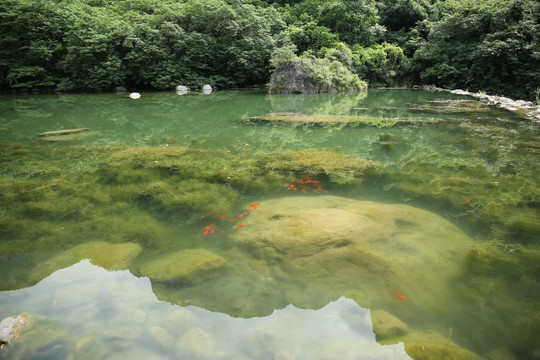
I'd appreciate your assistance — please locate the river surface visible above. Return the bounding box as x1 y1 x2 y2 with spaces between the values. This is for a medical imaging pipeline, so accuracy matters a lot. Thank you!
0 89 539 359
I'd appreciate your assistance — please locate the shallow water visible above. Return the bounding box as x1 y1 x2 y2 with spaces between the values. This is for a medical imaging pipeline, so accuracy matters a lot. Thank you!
0 89 539 359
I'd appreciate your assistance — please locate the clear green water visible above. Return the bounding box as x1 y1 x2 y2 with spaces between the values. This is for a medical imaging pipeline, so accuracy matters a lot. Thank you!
0 90 539 359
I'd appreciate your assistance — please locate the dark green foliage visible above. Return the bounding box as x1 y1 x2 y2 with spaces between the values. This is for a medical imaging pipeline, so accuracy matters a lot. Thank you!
269 44 367 91
0 0 68 89
377 0 431 31
0 0 284 91
352 43 407 86
412 0 540 100
0 0 538 100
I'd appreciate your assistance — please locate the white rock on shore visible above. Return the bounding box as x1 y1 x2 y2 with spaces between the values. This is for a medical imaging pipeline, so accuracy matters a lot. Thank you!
415 86 540 122
0 314 28 346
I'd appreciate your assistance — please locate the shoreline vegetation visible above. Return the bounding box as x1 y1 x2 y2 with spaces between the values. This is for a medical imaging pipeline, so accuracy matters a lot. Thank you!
1 0 538 101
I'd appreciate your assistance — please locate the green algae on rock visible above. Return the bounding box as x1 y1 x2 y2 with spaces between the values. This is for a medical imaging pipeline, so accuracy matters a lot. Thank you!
139 249 227 283
244 113 399 127
0 314 69 360
229 196 472 316
29 241 142 285
371 310 409 341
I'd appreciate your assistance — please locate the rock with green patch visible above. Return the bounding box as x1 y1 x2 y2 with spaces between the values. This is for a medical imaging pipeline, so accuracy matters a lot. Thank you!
229 196 472 314
139 249 226 283
66 334 106 360
371 310 409 341
405 341 482 360
0 314 69 360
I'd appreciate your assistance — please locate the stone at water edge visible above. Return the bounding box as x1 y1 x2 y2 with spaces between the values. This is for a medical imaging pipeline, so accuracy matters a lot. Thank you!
129 92 141 99
0 314 28 347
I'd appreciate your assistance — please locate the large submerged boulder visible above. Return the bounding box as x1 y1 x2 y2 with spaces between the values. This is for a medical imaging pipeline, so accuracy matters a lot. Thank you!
29 241 142 285
229 196 472 313
139 249 226 283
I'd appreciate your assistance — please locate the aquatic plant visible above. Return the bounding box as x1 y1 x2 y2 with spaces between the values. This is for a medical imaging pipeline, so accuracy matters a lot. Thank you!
245 113 398 128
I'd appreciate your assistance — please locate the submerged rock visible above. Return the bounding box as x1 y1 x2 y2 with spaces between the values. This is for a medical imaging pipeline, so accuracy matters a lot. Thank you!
66 334 105 360
30 241 142 284
405 342 482 360
0 314 69 360
229 196 472 313
371 310 409 341
177 327 215 358
139 249 226 283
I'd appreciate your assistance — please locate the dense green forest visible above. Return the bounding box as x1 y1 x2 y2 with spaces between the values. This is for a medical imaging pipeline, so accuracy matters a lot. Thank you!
1 0 539 101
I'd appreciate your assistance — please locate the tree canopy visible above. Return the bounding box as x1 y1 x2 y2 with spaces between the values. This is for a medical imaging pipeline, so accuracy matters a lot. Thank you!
0 0 538 101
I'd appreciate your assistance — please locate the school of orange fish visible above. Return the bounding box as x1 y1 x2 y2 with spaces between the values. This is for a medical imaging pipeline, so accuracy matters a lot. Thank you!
199 175 419 303
201 202 260 236
286 175 327 193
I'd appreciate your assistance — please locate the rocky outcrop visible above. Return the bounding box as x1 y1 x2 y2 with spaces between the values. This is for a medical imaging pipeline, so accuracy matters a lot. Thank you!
269 61 323 94
412 85 540 122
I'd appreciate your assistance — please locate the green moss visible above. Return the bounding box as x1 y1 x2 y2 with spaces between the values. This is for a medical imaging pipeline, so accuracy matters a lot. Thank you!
245 113 398 127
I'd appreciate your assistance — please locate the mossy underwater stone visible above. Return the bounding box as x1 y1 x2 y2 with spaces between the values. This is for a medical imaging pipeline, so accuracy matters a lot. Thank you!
139 249 226 283
405 342 482 360
0 314 69 360
30 241 142 285
371 310 409 341
230 196 472 313
66 334 106 360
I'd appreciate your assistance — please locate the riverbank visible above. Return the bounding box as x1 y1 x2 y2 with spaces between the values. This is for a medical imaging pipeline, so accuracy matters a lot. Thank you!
413 85 540 122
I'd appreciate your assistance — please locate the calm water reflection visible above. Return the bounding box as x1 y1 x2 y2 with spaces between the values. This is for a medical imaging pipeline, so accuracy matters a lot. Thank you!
0 90 538 359
0 260 411 359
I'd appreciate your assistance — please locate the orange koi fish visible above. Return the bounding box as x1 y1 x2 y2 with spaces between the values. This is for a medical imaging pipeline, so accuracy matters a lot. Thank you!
317 188 327 193
248 203 260 211
235 223 246 227
204 212 215 218
217 214 228 219
228 219 237 222
288 184 297 191
237 212 247 218
464 199 471 205
203 224 216 236
296 179 304 184
391 291 407 302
